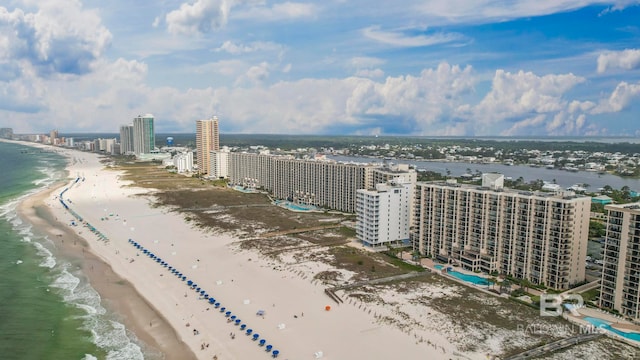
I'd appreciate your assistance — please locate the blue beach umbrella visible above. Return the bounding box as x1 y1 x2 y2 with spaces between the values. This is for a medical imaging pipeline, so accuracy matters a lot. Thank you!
246 329 252 335
266 345 272 352
235 319 241 325
272 350 279 357
252 334 259 341
259 339 266 346
200 290 205 295
220 307 226 312
208 298 215 304
225 311 231 317
214 303 220 308
187 280 193 286
182 276 187 281
240 324 246 330
230 315 236 320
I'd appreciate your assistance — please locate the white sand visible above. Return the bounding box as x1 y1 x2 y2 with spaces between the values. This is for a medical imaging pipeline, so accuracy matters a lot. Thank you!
46 148 461 359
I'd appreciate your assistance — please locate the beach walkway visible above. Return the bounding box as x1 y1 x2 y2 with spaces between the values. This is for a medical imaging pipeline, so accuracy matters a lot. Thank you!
259 224 343 238
504 333 603 360
325 271 433 303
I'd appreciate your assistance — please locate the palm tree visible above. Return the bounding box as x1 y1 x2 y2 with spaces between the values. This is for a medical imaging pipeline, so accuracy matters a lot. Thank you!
500 279 512 294
489 276 498 291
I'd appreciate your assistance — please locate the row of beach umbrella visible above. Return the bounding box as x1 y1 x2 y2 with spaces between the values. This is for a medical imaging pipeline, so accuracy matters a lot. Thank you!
59 183 107 241
60 180 280 358
127 238 280 358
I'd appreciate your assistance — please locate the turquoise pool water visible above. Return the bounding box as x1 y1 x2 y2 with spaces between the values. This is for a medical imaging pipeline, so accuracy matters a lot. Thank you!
583 317 640 342
434 265 493 286
274 200 318 212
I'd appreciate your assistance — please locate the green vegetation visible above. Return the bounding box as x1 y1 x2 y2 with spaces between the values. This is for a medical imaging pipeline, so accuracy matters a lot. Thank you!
383 254 425 272
581 288 600 302
589 220 606 238
599 185 640 203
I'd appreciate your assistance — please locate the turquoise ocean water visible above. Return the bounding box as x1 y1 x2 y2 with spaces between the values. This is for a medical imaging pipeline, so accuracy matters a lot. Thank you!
0 141 145 360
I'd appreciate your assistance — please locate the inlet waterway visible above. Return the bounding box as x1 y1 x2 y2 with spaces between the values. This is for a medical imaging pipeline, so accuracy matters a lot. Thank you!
328 155 640 191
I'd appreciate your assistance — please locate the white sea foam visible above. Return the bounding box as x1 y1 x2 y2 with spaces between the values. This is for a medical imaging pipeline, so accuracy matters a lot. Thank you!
34 241 56 268
50 264 145 360
0 155 146 360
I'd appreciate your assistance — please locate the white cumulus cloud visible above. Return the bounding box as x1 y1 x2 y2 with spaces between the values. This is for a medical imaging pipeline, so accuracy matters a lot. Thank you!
0 1 112 76
591 81 640 113
166 0 232 35
597 49 640 73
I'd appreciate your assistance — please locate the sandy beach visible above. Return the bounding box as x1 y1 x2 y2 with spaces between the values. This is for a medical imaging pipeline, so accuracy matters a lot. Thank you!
17 145 455 359
18 175 197 360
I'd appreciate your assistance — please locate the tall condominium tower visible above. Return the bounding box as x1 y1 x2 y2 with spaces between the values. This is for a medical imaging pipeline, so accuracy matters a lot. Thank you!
356 180 413 249
600 203 640 320
196 116 220 176
412 175 590 290
119 124 134 155
133 114 155 155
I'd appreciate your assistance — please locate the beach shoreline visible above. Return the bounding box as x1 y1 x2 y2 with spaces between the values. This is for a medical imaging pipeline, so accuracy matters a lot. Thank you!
7 139 640 359
17 178 197 360
10 141 450 360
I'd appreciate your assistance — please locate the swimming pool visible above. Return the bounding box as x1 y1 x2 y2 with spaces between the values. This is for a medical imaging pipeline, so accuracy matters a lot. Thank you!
583 317 640 342
434 265 493 286
274 200 318 212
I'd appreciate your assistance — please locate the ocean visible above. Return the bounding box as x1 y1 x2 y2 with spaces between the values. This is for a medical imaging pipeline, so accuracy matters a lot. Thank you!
0 141 144 360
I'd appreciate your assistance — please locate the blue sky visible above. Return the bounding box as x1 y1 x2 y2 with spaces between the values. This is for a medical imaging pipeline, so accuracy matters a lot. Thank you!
1 0 640 136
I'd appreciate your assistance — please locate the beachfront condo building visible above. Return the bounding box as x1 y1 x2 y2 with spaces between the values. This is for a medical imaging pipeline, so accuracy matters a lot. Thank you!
369 163 418 223
210 148 230 179
356 180 413 249
196 116 220 176
119 125 134 155
173 151 194 173
132 114 155 155
599 203 640 320
50 129 59 145
229 152 399 213
0 128 13 139
411 174 590 290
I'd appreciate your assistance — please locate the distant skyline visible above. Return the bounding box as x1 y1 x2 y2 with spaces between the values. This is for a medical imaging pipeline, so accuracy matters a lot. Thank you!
1 1 640 137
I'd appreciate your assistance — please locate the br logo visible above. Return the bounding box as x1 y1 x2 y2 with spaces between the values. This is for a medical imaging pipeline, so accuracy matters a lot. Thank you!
540 294 583 317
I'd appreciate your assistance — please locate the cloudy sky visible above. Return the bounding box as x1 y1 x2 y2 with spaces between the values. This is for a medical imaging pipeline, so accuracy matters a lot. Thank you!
1 0 640 136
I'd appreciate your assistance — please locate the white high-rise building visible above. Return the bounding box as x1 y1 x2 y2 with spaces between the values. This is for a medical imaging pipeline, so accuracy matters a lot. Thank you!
133 114 155 155
210 148 230 179
173 151 194 173
196 116 220 175
356 180 413 249
120 124 134 155
600 203 640 319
